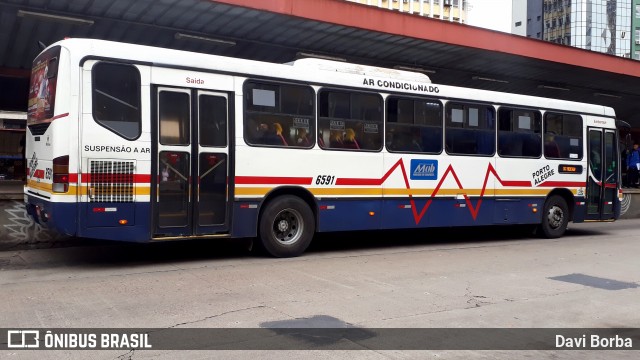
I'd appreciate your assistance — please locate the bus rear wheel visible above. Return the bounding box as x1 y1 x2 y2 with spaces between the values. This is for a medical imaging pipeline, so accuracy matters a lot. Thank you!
540 195 569 238
258 195 315 257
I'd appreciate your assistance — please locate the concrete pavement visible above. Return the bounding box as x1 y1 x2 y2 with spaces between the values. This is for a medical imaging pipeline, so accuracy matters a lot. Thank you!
0 220 638 359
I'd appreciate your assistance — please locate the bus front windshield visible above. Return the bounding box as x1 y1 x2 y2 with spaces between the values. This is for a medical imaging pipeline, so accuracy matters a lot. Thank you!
27 46 60 125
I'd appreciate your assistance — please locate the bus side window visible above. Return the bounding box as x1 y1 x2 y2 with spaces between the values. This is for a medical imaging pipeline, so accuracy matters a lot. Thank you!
243 81 314 148
92 62 141 140
445 102 494 156
386 96 442 154
319 89 382 151
544 112 583 160
498 108 541 158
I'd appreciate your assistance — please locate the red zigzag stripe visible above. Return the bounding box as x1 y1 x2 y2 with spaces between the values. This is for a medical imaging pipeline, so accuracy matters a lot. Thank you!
337 159 538 224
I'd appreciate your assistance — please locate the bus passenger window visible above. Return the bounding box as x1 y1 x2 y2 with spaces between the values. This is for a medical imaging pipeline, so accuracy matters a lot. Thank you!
386 96 442 154
319 89 383 151
445 102 494 156
244 81 314 148
497 108 541 158
544 112 583 159
92 62 141 139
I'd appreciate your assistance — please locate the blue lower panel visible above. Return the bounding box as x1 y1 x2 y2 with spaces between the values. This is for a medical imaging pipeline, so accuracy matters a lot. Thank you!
492 198 544 224
381 198 492 229
25 195 77 236
316 197 545 232
86 202 136 227
572 197 587 223
232 202 258 238
78 202 151 242
27 198 256 242
317 199 382 232
571 196 618 223
383 197 543 228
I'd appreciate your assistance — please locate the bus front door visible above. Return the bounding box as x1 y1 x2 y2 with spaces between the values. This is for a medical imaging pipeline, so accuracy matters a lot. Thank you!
585 127 618 221
154 87 230 237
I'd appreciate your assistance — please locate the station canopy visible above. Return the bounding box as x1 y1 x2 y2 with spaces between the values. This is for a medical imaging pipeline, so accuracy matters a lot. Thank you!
1 0 640 127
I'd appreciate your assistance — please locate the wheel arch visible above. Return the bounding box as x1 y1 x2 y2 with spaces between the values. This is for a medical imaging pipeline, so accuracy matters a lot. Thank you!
545 188 575 221
259 186 318 227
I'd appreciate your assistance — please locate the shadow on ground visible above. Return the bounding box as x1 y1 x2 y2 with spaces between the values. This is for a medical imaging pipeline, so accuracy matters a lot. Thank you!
0 223 609 270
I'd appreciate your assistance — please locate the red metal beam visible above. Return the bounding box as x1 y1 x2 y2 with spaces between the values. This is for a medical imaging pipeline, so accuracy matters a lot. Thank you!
212 0 640 77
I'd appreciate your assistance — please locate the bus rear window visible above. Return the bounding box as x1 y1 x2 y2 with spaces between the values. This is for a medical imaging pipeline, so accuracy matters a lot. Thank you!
27 46 61 124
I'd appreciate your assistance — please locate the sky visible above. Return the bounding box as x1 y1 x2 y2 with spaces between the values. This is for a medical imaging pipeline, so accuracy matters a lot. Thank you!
467 0 513 33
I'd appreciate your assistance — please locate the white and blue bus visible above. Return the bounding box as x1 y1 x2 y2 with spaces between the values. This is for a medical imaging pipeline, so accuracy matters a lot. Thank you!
25 38 622 257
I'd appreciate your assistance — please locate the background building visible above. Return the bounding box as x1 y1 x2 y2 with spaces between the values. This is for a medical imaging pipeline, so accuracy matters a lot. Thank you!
541 0 631 57
345 0 468 23
633 0 640 59
513 0 544 39
512 0 528 35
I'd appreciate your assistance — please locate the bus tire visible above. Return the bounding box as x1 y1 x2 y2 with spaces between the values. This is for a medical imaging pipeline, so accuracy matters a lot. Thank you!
258 195 315 257
540 195 569 238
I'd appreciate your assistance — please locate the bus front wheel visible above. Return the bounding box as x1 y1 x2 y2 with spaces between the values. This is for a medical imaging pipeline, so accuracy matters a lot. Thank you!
540 195 569 238
258 195 315 257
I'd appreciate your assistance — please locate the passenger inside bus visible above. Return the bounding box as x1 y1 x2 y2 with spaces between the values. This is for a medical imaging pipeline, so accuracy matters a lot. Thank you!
544 132 561 158
329 130 344 148
342 128 360 149
296 128 311 147
254 122 287 146
273 122 288 146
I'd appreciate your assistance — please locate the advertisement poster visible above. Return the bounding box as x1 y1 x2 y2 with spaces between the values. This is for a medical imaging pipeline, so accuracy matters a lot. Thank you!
27 46 60 124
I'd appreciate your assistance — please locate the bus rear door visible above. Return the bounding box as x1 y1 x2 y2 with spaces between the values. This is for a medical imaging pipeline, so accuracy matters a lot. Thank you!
153 87 231 237
586 126 618 220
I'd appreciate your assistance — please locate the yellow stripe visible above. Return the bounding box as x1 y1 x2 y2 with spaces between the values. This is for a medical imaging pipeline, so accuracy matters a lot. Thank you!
235 187 383 196
27 180 52 192
234 186 571 197
27 180 151 196
384 188 489 196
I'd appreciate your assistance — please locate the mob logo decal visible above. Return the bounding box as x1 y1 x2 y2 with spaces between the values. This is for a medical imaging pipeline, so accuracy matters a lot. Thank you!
410 159 438 180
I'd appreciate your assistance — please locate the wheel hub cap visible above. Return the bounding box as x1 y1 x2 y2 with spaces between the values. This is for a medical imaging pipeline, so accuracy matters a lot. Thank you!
277 219 289 232
548 206 563 229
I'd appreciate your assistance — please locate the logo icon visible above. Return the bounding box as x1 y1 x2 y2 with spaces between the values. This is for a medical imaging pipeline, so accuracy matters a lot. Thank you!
410 159 438 180
28 153 38 179
7 330 40 348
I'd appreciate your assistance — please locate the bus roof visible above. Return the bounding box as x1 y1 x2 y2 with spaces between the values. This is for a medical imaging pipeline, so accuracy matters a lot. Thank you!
289 58 432 83
49 38 615 118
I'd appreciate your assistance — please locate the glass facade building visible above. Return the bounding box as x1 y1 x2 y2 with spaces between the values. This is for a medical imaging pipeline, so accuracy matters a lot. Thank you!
543 0 632 57
633 0 640 59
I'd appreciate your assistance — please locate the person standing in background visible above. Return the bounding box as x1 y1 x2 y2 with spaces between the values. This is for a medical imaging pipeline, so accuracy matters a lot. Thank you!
626 143 640 188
